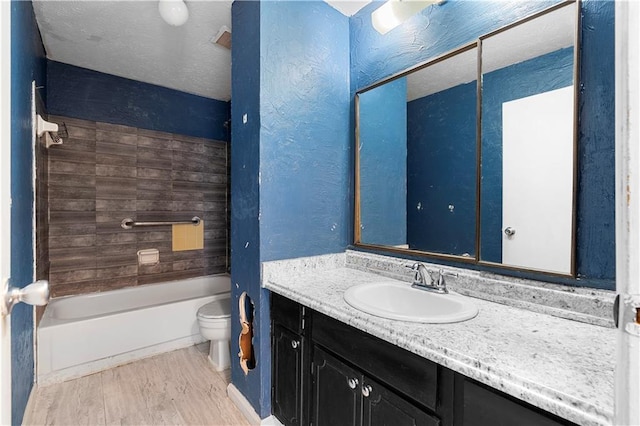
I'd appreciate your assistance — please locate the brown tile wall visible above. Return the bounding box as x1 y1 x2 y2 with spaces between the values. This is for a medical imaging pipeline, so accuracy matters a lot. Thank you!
47 115 228 297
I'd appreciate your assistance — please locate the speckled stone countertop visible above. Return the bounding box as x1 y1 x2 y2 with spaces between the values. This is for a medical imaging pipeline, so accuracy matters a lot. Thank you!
262 253 615 426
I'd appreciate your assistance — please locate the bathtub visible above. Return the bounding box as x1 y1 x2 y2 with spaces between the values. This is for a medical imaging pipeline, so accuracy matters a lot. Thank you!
37 274 230 385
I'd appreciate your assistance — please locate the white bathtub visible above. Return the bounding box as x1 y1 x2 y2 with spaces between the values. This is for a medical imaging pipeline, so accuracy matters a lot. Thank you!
37 274 230 385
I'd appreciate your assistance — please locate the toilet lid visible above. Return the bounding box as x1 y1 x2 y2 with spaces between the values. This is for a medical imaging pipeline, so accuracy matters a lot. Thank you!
197 297 231 319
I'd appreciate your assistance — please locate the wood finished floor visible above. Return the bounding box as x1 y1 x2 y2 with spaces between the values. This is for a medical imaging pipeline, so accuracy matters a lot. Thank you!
23 345 250 426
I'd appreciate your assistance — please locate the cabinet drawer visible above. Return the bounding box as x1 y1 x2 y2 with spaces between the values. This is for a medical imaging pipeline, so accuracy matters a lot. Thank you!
271 292 304 333
312 312 438 412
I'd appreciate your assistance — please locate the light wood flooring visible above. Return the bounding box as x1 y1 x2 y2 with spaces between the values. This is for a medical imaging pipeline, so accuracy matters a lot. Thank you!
23 344 250 426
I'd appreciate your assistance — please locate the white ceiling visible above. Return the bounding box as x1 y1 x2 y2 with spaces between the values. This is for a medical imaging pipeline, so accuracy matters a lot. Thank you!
33 1 370 102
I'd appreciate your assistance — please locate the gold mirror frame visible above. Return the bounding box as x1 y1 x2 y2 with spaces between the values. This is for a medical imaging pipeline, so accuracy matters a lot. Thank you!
353 0 581 277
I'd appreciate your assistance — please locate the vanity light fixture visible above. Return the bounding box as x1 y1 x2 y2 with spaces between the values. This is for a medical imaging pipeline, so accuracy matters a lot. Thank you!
159 0 189 27
372 0 443 35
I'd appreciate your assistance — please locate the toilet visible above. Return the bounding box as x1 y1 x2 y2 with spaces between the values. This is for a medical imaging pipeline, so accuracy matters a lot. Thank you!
197 295 231 371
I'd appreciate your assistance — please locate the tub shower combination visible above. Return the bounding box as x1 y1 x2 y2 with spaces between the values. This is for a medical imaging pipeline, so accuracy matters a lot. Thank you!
37 275 230 385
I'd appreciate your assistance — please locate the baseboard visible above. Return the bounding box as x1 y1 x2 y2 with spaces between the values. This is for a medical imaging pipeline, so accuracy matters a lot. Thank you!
226 383 283 426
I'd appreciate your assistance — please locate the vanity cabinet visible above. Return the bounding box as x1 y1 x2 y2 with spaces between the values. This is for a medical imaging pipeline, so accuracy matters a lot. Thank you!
271 293 575 426
312 346 439 426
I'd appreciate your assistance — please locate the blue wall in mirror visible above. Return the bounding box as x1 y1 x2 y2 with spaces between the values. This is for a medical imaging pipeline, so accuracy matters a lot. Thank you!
480 47 574 263
359 77 407 246
407 80 477 255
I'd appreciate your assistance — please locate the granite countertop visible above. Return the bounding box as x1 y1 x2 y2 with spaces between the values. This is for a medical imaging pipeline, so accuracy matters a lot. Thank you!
263 259 615 426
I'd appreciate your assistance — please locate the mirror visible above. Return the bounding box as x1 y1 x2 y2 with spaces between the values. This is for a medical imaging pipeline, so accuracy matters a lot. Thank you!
356 44 478 259
479 2 577 275
355 1 579 276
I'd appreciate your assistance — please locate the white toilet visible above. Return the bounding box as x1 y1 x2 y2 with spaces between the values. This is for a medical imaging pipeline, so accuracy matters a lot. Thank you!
197 295 231 371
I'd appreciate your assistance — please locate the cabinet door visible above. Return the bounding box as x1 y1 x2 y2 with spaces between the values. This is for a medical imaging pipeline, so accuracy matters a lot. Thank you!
462 379 574 426
312 346 361 426
362 377 440 426
272 324 304 426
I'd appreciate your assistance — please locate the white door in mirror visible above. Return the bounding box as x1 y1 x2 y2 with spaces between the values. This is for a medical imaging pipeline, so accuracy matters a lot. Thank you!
344 281 478 323
502 86 574 275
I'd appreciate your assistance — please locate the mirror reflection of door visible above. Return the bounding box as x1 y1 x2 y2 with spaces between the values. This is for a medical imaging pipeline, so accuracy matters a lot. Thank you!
502 86 574 274
480 2 577 275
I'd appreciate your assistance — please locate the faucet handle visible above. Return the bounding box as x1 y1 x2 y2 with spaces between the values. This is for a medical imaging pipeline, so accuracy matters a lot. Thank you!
405 263 420 283
434 269 456 291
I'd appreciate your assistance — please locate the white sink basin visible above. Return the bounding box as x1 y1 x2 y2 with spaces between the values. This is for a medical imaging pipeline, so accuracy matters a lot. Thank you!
344 281 478 323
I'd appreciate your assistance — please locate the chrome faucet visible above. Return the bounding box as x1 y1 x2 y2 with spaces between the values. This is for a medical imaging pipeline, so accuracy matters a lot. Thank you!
407 263 450 294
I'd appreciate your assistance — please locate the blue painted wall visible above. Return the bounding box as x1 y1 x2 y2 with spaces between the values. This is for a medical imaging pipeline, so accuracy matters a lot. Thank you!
259 1 351 262
480 48 574 263
230 0 350 418
359 77 407 246
407 80 477 255
47 60 230 141
230 0 264 416
576 1 615 285
10 1 46 424
350 0 615 289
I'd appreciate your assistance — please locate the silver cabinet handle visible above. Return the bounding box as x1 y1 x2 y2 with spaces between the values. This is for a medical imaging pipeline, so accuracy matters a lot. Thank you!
362 384 372 397
347 378 359 389
504 227 516 237
291 340 299 349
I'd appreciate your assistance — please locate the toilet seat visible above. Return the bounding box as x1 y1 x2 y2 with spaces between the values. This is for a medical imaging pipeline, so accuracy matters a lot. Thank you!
197 297 231 320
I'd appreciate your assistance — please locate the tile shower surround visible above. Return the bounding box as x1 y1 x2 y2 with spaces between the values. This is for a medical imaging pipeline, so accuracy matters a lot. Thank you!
47 116 229 297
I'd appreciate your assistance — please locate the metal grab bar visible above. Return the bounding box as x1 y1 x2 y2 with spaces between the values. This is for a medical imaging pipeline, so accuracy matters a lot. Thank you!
120 216 201 230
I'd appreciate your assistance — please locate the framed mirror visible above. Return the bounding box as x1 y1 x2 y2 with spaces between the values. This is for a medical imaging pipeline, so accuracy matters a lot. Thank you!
355 43 479 261
478 1 579 276
354 0 579 277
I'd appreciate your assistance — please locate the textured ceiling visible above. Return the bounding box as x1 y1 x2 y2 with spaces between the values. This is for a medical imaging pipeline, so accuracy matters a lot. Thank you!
33 1 369 102
34 1 233 101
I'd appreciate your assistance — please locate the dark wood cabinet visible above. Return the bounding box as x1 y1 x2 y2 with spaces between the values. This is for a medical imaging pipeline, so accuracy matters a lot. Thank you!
271 294 307 426
312 346 361 426
461 379 574 426
311 311 438 413
362 376 440 426
312 346 439 426
271 294 576 426
272 324 304 426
